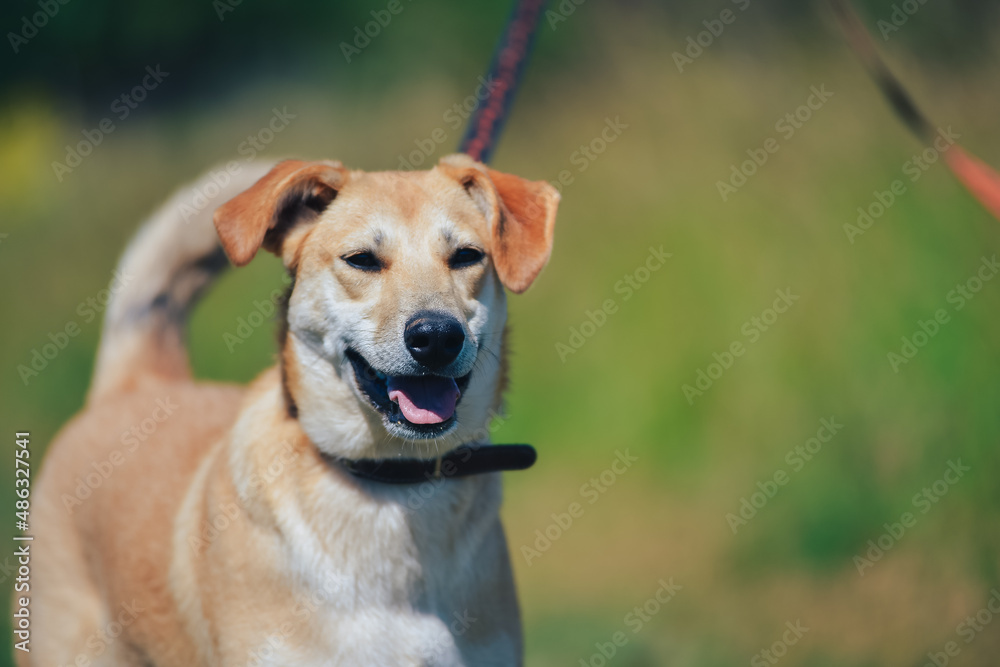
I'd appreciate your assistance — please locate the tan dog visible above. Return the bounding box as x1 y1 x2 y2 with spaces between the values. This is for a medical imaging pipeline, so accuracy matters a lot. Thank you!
23 155 558 666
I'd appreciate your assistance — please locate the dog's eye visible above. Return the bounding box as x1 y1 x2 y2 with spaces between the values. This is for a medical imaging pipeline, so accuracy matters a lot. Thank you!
342 252 381 271
449 247 485 269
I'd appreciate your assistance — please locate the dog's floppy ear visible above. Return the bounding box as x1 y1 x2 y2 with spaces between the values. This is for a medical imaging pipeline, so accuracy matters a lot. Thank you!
214 159 349 267
438 154 559 293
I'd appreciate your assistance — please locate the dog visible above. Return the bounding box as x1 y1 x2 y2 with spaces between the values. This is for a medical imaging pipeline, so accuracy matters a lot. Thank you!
23 154 559 666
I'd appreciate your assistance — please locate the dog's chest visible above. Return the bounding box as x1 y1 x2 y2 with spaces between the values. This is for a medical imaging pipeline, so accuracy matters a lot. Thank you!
240 610 470 666
236 475 512 665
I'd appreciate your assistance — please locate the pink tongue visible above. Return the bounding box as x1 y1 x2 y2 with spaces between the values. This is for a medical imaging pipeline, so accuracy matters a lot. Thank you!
387 376 460 424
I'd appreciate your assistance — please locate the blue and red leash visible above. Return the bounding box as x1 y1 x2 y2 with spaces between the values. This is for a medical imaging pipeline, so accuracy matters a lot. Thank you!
458 0 549 165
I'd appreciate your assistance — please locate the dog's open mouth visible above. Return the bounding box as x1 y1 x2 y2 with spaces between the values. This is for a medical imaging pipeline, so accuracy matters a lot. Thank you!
345 349 472 437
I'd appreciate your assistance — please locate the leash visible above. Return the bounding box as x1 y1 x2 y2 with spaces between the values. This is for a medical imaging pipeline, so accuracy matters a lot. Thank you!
343 0 550 484
829 0 1000 221
330 0 550 486
458 0 549 164
335 444 537 485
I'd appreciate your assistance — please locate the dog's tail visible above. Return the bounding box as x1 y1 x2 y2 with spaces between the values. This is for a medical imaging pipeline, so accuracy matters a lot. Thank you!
88 163 274 403
829 0 1000 221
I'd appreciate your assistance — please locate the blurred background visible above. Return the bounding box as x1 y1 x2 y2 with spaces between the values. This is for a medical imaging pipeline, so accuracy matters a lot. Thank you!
2 0 1000 664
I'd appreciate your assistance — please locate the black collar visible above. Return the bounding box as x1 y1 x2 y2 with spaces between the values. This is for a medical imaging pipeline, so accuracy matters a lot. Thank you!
334 444 536 485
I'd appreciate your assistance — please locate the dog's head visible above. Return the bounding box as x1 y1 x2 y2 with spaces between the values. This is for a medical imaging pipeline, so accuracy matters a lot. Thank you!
214 155 559 457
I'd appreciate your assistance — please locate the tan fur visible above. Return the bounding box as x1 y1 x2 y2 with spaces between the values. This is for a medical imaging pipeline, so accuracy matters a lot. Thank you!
24 156 558 666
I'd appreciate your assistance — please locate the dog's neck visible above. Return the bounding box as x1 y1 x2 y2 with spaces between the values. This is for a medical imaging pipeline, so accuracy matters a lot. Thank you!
223 375 506 565
279 331 506 461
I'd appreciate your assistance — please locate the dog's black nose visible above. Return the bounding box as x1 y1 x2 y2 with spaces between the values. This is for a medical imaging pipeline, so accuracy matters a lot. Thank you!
404 312 465 370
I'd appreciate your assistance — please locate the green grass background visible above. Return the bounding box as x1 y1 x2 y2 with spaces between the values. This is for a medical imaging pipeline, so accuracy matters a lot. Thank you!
2 2 1000 665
